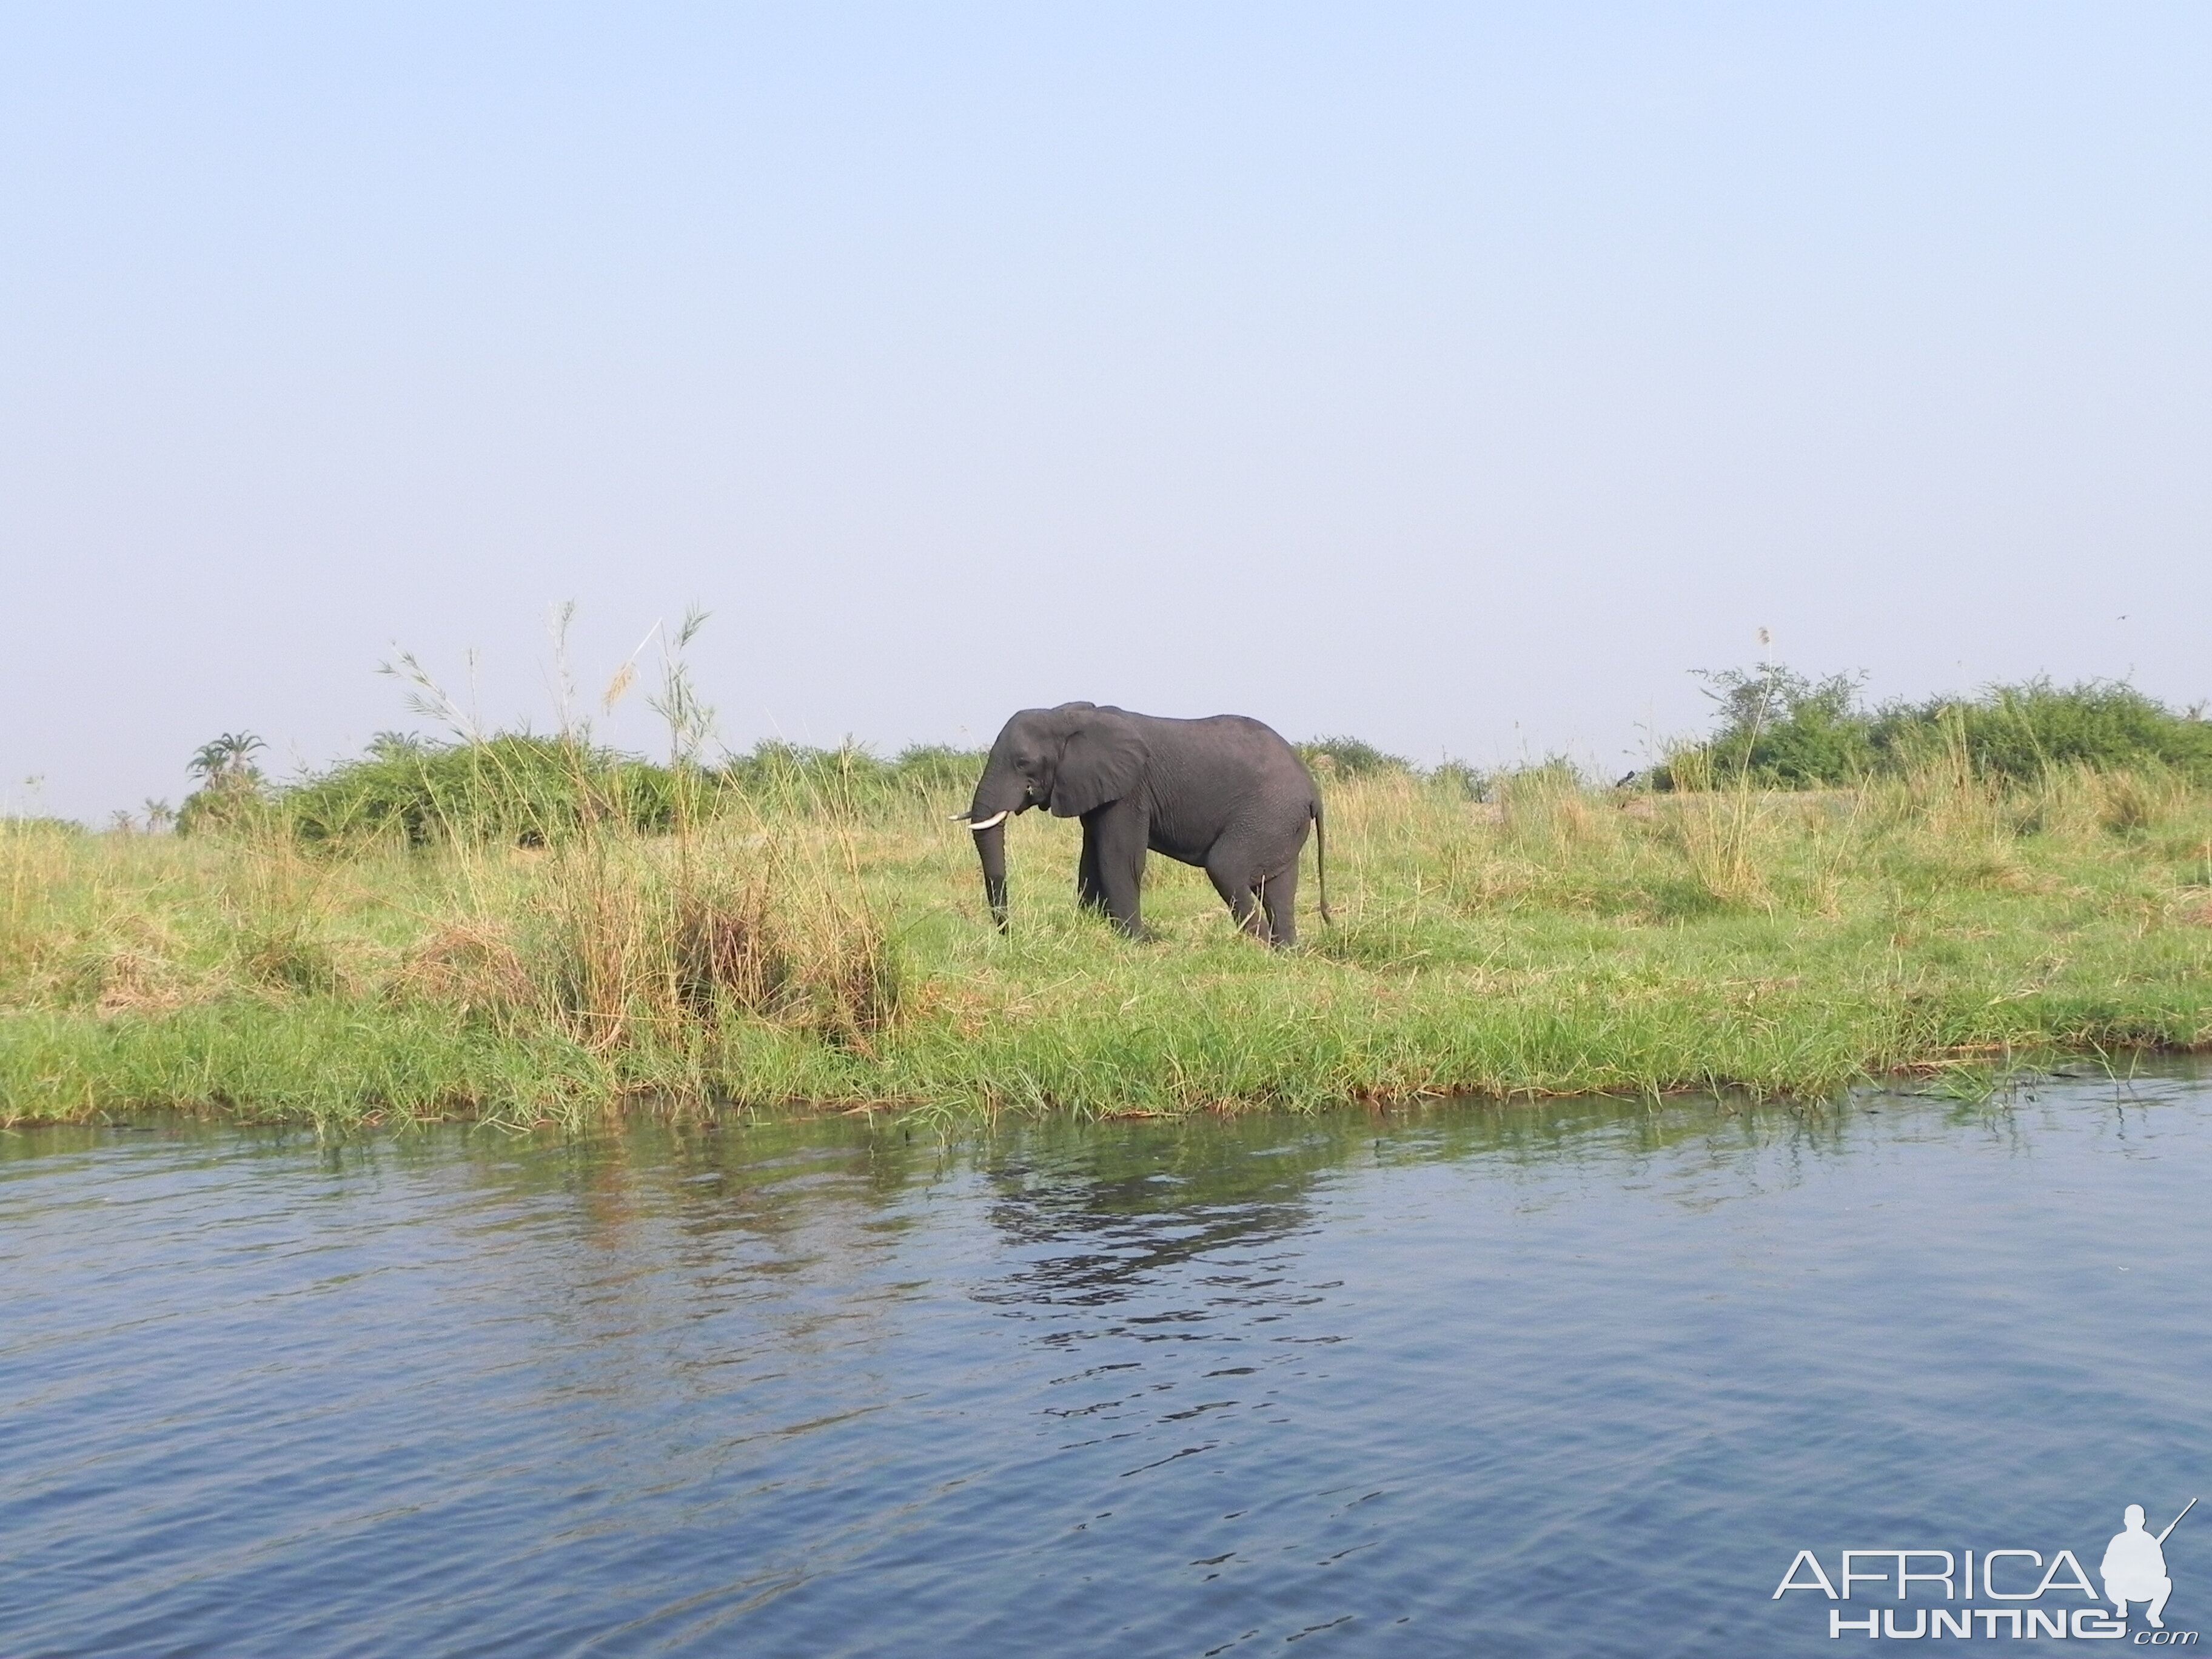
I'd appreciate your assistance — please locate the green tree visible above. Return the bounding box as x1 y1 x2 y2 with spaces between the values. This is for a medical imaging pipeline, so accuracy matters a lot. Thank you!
178 733 273 835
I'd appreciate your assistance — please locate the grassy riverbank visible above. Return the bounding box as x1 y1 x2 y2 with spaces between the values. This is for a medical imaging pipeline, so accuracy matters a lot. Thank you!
5 762 2210 1128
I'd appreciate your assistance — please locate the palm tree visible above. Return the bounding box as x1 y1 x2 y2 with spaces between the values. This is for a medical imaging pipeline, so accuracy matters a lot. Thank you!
367 731 428 762
189 732 266 789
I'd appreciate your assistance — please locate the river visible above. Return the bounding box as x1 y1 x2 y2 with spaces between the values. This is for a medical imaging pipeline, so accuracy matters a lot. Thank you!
4 1065 2207 1655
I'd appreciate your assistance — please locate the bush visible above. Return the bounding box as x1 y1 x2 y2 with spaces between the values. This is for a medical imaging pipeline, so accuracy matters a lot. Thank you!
283 736 700 846
888 743 988 795
1870 680 2212 782
1657 667 2212 789
0 817 87 837
269 734 989 847
1300 736 1415 777
176 780 277 837
717 740 983 810
1647 666 1872 789
1429 761 1490 801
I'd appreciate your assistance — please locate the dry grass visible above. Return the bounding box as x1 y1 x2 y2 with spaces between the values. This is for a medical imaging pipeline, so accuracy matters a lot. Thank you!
4 760 2210 1127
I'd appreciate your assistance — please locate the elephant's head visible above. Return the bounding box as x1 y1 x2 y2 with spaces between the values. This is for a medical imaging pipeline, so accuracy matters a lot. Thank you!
958 703 1149 929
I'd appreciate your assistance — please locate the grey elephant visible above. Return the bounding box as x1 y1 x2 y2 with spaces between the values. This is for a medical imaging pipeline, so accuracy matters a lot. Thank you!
956 702 1329 947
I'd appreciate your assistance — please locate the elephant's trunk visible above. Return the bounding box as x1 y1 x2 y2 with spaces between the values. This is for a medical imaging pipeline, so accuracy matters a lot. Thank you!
971 817 1009 930
964 751 1028 932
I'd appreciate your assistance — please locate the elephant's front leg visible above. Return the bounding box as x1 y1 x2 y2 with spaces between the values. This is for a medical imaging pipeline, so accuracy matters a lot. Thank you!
1075 820 1106 915
1081 800 1149 938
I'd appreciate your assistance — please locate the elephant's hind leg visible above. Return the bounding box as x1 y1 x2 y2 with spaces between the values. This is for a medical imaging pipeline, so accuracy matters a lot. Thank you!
1203 858 1274 947
1256 863 1301 948
1208 826 1305 948
1204 861 1265 937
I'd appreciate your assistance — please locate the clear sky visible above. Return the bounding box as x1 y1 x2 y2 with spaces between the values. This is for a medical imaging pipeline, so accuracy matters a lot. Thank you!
4 5 2208 820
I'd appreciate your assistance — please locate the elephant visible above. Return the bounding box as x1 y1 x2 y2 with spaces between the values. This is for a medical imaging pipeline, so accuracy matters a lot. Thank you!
954 702 1329 947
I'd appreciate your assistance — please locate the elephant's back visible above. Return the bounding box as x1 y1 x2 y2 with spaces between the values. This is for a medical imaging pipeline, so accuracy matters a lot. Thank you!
1135 712 1318 857
1145 712 1307 778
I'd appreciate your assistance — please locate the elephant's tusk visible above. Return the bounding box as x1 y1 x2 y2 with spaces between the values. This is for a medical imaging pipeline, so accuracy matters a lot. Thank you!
966 811 1009 831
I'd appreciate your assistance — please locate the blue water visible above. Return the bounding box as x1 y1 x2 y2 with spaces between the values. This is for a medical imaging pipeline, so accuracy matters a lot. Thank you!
3 1067 2208 1657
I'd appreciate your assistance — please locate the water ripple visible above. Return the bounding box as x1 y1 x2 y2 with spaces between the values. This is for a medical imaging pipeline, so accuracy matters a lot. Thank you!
3 1074 2209 1655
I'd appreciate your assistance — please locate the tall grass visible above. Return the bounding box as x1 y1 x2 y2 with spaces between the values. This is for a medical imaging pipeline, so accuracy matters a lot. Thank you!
5 752 2209 1128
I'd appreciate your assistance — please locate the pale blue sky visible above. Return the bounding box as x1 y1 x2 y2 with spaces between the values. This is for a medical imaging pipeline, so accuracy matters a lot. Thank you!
4 5 2208 819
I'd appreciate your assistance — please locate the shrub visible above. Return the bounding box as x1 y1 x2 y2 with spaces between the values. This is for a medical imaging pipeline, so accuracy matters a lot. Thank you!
1657 667 2212 789
276 734 990 848
1429 761 1490 801
0 817 87 837
718 740 985 809
1300 736 1415 777
1870 680 2212 782
283 735 699 846
1651 666 1873 789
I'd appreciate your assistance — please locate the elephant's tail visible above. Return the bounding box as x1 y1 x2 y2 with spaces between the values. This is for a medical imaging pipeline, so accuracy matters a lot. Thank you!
1312 796 1333 926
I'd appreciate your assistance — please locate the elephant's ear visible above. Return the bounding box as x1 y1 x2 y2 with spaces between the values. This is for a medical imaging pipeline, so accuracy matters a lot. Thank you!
1049 709 1148 817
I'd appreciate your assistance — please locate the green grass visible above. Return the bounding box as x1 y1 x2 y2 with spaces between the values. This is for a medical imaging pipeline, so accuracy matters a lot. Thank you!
5 761 2210 1129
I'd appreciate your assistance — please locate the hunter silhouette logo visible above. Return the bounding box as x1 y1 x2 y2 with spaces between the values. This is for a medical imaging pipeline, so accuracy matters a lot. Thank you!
2106 1500 2194 1631
1773 1498 2198 1641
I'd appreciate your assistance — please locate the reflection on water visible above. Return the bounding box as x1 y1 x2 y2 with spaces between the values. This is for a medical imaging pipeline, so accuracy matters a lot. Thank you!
2 1069 2208 1657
